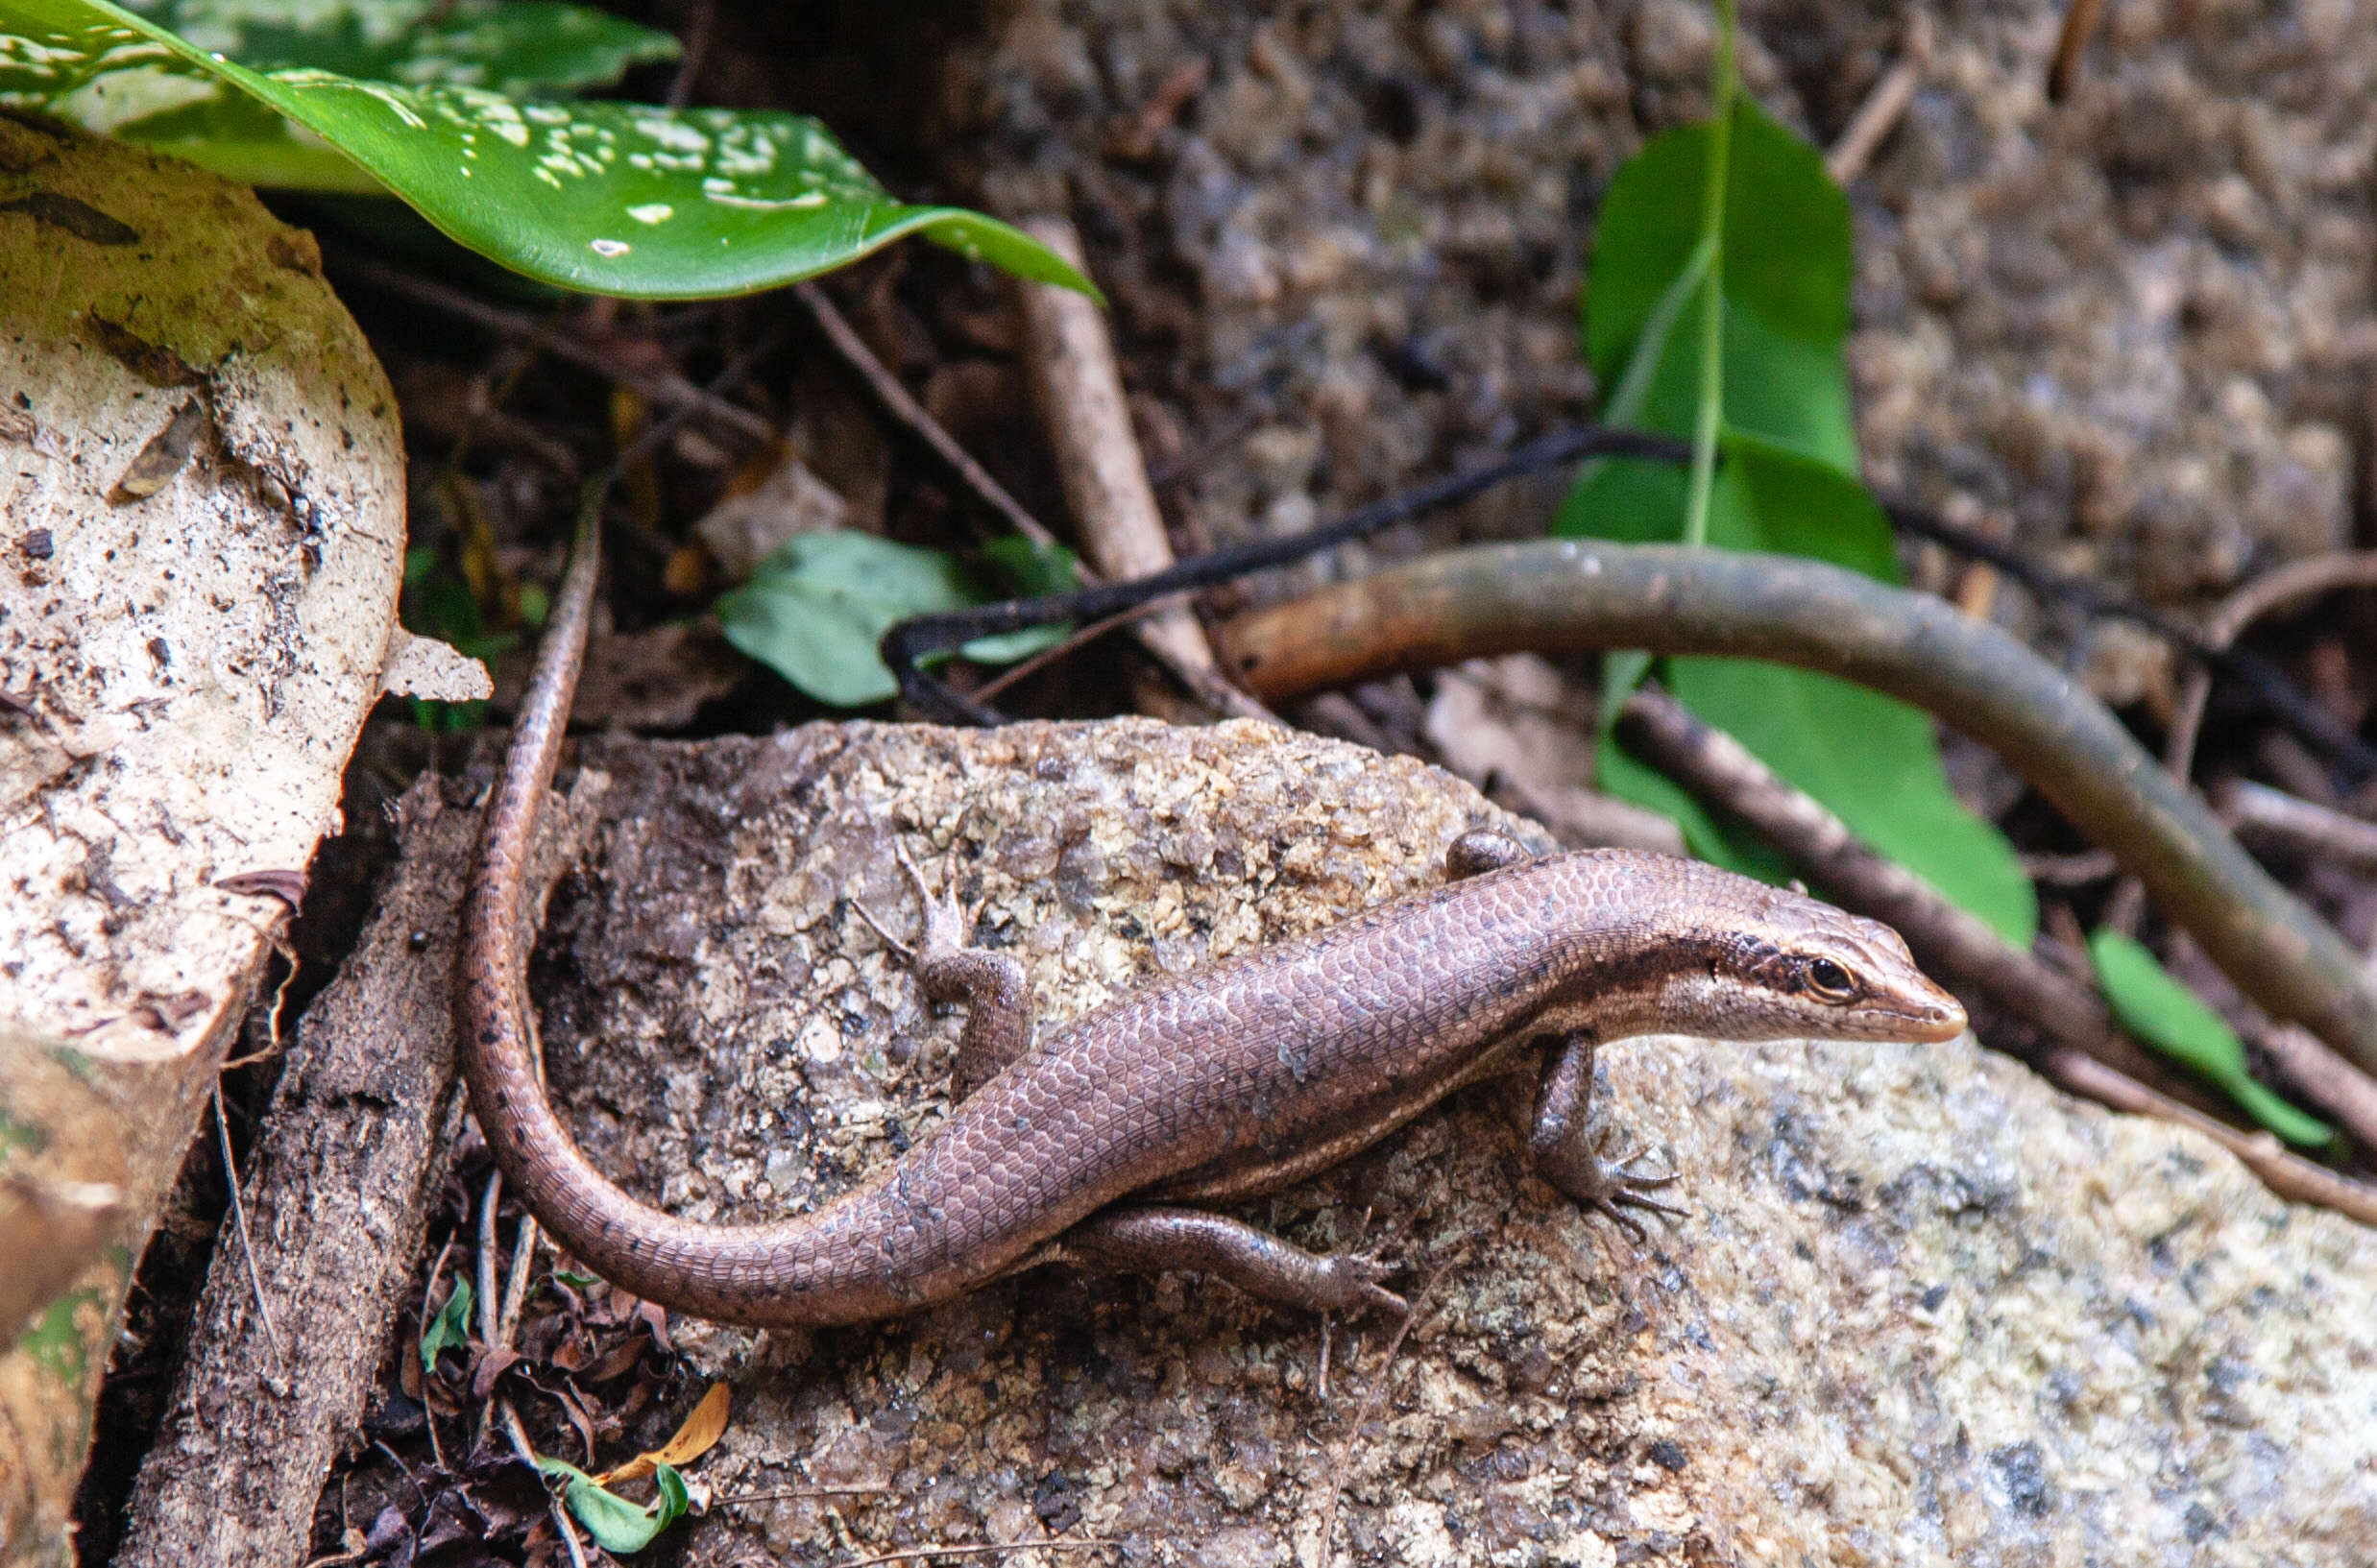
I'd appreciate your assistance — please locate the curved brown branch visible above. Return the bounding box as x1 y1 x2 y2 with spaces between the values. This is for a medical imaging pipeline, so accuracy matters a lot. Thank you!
1214 540 2377 1082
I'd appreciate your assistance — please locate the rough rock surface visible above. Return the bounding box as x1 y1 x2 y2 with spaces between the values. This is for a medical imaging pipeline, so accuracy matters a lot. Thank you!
519 720 2376 1566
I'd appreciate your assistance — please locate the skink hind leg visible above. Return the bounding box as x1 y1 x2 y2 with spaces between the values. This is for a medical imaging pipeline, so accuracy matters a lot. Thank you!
1050 1206 1407 1316
1529 1034 1686 1243
857 841 1034 1102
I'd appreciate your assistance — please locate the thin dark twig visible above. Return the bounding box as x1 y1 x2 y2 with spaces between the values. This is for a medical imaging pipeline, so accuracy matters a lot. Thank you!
665 0 716 109
1882 499 2377 780
972 598 1175 704
839 1542 1120 1567
339 256 778 446
711 1484 892 1506
1314 1254 1460 1563
795 281 1065 552
2166 551 2377 784
882 424 1694 723
501 1398 590 1568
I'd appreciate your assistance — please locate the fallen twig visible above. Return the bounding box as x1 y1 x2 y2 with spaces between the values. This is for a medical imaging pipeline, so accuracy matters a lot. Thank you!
711 1483 892 1506
1311 1253 1459 1568
502 1397 590 1568
1826 12 1931 182
839 1540 1120 1566
1616 686 2377 1218
2165 551 2377 784
2043 1048 2377 1223
1209 538 2377 1086
971 598 1174 705
214 1083 284 1361
2219 777 2377 874
1009 215 1277 725
2049 0 2106 101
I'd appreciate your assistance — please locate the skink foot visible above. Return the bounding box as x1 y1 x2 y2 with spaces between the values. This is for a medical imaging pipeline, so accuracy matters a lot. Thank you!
858 837 1033 1099
1573 1149 1687 1245
1307 1249 1408 1317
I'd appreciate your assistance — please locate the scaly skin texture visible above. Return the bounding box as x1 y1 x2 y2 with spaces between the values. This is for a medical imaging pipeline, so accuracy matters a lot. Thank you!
457 518 1966 1329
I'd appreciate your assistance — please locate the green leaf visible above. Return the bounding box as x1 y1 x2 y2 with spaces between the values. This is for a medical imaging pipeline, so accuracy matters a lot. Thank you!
716 531 1067 708
1583 97 1854 471
0 0 1099 300
535 1457 691 1554
1562 92 2034 946
981 533 1079 597
2087 930 2334 1148
420 1279 473 1372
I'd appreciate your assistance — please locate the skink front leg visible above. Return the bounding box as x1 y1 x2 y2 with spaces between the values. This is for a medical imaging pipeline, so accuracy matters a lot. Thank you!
1528 1034 1686 1242
1049 1206 1407 1316
859 843 1033 1102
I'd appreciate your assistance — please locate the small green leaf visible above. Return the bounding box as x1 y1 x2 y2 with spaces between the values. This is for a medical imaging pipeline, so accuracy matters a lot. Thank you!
20 1289 101 1384
653 1460 691 1518
0 0 1099 300
2087 929 2333 1148
420 1279 473 1372
717 532 976 707
980 533 1079 597
717 531 1069 707
535 1456 691 1554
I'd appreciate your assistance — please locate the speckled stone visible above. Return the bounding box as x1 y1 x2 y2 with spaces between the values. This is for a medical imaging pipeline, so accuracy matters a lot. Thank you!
523 719 2377 1566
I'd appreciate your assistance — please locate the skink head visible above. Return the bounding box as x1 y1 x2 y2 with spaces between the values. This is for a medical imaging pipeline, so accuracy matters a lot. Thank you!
1556 854 1968 1045
1707 896 1970 1043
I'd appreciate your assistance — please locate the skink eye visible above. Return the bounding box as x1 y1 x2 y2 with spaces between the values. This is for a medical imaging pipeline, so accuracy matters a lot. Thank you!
1807 957 1858 1001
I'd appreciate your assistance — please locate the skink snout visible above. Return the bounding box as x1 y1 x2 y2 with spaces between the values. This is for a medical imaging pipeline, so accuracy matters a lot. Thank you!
1894 970 1969 1043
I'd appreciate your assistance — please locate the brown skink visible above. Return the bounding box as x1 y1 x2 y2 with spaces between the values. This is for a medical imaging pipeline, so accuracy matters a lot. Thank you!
457 513 1967 1328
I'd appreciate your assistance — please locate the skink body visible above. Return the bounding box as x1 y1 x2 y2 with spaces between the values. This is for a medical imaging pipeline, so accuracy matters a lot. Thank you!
458 514 1967 1329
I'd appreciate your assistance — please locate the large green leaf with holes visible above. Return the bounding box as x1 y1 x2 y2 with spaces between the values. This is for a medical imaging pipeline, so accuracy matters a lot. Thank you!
0 0 1095 299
